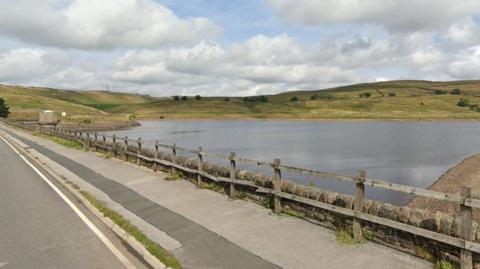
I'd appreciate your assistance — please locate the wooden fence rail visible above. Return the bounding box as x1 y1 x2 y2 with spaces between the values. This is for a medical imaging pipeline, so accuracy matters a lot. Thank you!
6 121 480 268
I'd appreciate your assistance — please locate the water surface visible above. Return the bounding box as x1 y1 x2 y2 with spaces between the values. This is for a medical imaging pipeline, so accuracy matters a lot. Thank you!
107 120 480 205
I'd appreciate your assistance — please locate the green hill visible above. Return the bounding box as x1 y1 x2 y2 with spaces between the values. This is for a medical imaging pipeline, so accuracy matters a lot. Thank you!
2 80 480 121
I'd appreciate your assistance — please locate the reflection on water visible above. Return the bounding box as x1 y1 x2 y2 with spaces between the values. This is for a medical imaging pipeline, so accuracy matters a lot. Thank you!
107 120 480 205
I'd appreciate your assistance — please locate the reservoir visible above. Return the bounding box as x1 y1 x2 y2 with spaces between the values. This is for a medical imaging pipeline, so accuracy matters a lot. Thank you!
107 120 480 205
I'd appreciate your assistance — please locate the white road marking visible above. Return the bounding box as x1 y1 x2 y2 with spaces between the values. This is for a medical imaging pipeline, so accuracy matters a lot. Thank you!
0 135 136 269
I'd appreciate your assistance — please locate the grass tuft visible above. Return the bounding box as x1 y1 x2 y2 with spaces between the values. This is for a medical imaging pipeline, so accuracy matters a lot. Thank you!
336 229 363 246
362 228 373 241
281 208 306 218
435 260 458 269
165 172 182 181
263 195 274 209
199 181 223 192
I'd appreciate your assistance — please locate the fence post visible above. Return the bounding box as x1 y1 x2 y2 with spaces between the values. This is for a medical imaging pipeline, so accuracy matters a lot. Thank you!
137 137 142 166
124 136 128 161
86 132 90 149
273 158 282 213
197 146 203 187
353 170 366 241
102 134 106 153
153 140 159 172
171 144 177 174
112 134 117 158
94 132 98 151
229 152 236 199
460 187 473 269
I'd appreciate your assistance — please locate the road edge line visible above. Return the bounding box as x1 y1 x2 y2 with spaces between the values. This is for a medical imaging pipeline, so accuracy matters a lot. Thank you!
0 133 170 269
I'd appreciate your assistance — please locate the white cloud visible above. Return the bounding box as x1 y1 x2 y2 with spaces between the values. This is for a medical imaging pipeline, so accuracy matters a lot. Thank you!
444 17 479 45
0 0 221 49
111 35 362 96
448 46 480 79
268 0 480 32
0 48 68 82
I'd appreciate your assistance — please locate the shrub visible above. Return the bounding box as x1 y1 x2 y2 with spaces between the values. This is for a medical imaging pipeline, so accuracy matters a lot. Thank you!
195 95 201 100
434 90 447 95
224 97 230 102
470 104 479 110
173 96 180 101
388 92 396 97
457 98 470 107
290 96 299 102
243 97 249 102
0 98 10 118
451 88 461 95
259 95 268 103
359 92 371 98
181 96 188 101
310 94 318 100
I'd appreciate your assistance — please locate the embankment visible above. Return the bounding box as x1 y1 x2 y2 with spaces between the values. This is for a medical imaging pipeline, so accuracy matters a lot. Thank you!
408 154 480 221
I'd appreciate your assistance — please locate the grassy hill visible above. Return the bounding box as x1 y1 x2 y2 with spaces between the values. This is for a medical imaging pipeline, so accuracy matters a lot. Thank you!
0 84 155 122
2 80 480 121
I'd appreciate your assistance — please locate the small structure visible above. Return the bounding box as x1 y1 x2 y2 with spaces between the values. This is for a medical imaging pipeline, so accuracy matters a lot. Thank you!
38 110 59 125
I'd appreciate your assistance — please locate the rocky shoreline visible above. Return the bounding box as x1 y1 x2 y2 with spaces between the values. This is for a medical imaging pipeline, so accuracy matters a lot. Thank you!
408 154 480 220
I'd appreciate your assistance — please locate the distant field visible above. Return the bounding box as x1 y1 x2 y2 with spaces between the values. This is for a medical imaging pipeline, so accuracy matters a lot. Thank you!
2 80 480 122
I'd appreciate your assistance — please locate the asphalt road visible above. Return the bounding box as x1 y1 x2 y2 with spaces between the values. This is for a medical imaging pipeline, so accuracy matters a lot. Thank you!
0 136 149 269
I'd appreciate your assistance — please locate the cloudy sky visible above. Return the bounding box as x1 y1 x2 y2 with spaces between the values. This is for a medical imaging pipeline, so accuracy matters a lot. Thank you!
0 0 479 96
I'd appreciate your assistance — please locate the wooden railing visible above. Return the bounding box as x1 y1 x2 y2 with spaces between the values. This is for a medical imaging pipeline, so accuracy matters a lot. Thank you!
6 121 479 268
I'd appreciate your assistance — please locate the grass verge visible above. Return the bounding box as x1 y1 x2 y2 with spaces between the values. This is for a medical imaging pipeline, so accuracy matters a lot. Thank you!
80 191 182 269
35 132 84 150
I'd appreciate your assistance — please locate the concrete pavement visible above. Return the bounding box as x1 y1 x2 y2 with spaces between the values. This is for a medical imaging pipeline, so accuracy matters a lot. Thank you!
1 124 433 269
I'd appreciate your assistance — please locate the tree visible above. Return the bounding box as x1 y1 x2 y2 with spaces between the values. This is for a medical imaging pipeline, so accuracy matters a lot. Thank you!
310 94 318 100
195 95 201 100
259 95 268 103
0 98 10 118
388 92 396 97
224 97 230 102
181 96 188 101
290 96 299 102
173 96 180 101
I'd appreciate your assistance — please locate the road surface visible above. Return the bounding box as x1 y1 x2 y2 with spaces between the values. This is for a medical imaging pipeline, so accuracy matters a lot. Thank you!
0 135 149 269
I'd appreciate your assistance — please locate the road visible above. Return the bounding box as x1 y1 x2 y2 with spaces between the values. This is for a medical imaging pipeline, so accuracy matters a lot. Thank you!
0 135 150 269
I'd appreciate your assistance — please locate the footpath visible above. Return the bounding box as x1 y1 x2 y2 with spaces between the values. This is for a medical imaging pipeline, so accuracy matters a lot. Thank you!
1 124 431 269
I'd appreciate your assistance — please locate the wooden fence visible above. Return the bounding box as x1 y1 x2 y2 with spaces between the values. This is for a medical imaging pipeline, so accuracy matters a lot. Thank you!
7 121 480 268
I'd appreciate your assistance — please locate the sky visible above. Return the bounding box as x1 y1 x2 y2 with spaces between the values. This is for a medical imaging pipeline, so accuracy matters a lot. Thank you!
0 0 479 96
